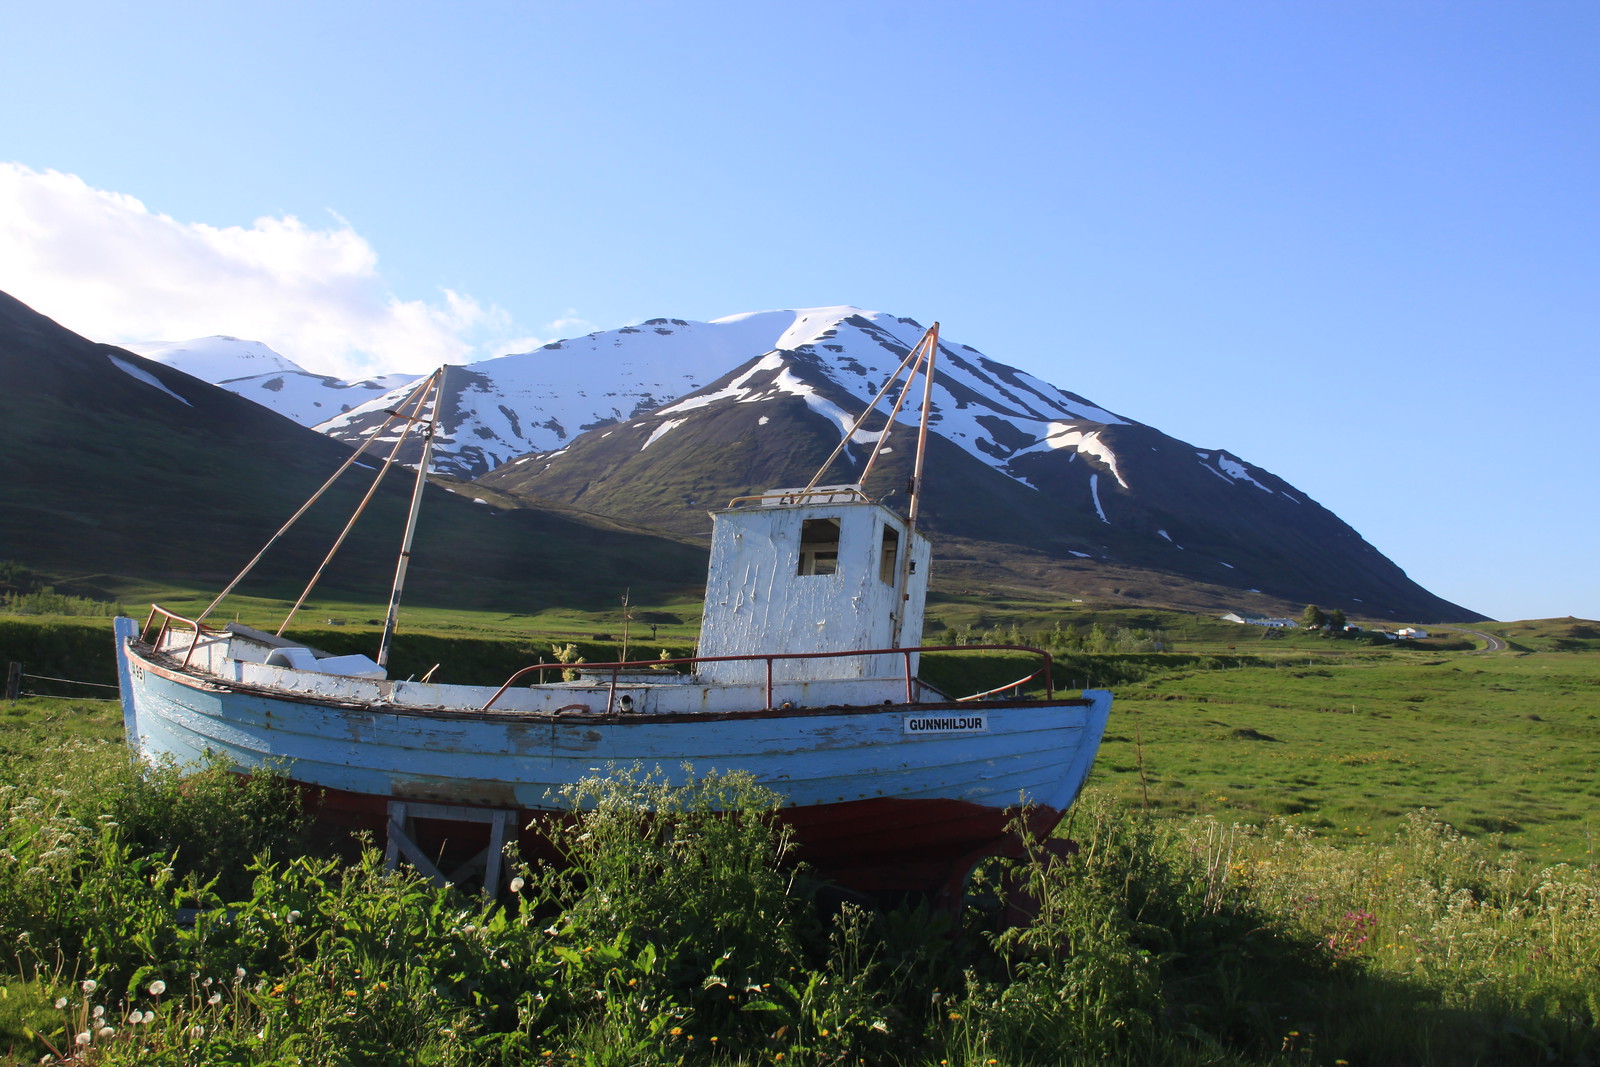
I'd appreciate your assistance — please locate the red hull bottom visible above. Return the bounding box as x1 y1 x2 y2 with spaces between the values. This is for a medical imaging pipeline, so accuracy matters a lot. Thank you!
292 782 1061 901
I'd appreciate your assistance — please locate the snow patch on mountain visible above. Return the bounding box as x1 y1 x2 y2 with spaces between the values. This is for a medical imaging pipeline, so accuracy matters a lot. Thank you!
641 418 687 451
1195 450 1282 496
1039 425 1128 488
107 354 192 406
1089 474 1110 524
1216 455 1270 491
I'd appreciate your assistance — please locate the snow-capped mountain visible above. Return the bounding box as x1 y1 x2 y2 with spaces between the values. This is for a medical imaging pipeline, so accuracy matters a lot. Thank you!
104 305 1475 619
472 307 1475 621
127 336 418 426
315 314 801 477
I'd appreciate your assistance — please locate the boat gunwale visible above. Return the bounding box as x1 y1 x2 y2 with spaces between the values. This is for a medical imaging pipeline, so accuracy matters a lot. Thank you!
123 639 1101 727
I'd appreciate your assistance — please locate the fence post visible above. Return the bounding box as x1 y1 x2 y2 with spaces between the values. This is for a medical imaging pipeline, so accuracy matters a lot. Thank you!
4 662 20 701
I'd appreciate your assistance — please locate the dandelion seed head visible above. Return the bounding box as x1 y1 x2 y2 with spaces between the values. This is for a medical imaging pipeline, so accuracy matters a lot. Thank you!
96 1027 114 1040
208 992 222 1005
148 979 167 996
80 980 96 994
509 876 525 893
53 997 67 1009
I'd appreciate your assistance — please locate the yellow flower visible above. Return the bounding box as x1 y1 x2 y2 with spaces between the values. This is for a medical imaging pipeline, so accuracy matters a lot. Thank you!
669 1027 682 1037
947 1011 962 1022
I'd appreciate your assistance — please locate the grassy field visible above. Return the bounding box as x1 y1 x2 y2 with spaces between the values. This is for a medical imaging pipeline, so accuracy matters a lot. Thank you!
4 605 1598 866
2 611 1598 1064
1091 647 1600 864
0 694 1596 1066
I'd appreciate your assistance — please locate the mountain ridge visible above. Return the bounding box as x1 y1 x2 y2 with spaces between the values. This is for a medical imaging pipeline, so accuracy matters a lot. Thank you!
470 308 1482 622
127 335 420 426
0 290 707 613
75 300 1484 622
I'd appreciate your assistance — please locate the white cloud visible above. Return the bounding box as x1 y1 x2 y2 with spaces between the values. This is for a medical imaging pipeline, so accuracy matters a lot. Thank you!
0 163 508 377
549 312 598 335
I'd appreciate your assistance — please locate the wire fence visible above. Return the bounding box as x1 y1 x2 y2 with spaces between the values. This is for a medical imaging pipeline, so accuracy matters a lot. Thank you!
3 663 119 700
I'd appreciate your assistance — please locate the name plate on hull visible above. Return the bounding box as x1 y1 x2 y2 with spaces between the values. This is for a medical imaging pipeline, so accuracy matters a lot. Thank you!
903 713 988 734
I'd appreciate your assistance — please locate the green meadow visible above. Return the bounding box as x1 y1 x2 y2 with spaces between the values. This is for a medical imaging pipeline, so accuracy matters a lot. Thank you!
1094 647 1600 864
1 606 1597 1064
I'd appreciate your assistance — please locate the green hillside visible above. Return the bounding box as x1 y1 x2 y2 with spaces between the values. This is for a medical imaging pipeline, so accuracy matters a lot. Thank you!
0 292 708 615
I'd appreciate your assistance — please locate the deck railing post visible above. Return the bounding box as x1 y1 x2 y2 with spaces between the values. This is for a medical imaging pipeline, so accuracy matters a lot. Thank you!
765 657 773 710
4 662 21 701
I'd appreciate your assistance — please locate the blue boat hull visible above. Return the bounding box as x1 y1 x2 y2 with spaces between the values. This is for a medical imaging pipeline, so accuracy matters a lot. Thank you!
115 617 1111 893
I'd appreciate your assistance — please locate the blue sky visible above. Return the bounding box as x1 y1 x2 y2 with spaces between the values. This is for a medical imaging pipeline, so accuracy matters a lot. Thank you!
2 1 1595 623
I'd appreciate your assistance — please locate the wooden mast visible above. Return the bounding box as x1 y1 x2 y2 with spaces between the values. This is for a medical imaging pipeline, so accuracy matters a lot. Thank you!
377 367 446 669
891 323 938 647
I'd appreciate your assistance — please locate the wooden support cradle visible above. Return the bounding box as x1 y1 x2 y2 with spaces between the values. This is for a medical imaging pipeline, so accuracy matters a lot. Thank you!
383 800 516 896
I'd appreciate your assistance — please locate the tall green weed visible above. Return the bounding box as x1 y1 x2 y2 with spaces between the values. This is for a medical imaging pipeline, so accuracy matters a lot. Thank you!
2 740 1596 1065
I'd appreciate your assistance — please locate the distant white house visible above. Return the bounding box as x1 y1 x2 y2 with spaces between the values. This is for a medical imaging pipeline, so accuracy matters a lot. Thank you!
1221 612 1298 628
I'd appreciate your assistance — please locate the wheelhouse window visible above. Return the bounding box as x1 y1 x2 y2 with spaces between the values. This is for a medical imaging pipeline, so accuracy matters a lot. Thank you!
879 525 900 584
798 517 841 575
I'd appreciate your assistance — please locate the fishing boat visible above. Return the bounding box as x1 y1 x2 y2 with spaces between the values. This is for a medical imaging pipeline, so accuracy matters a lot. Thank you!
114 324 1112 901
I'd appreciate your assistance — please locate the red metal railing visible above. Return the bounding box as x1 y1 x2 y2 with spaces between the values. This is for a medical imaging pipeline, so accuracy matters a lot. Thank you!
140 606 224 671
480 644 1054 713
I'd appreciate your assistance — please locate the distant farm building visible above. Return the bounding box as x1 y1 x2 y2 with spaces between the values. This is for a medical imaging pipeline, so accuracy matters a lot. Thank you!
1221 612 1298 628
